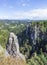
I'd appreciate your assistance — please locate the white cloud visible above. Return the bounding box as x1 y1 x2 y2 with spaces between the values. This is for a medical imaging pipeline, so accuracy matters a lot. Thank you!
13 9 47 20
0 15 9 19
0 9 47 19
22 3 26 6
22 2 29 7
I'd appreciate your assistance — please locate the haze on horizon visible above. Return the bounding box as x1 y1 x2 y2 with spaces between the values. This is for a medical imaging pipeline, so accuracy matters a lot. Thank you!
0 0 47 20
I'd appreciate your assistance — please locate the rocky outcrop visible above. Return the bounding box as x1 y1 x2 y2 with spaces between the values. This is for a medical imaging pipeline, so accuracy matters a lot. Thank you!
6 32 25 61
0 45 4 53
0 45 26 65
0 45 9 57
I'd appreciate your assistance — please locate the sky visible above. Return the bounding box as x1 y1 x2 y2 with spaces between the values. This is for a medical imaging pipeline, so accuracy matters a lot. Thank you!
0 0 47 20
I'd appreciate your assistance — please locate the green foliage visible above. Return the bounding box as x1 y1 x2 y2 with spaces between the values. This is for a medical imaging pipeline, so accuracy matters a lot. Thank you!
0 30 9 48
0 20 47 65
27 53 47 65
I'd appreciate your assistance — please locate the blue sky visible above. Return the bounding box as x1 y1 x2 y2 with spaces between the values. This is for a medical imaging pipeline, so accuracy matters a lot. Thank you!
0 0 47 19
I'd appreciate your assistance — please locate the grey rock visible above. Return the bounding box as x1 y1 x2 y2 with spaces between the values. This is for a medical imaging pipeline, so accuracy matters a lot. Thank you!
6 32 25 60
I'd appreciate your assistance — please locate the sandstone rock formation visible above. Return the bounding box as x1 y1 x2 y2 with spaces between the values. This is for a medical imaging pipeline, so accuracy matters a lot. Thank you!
6 32 25 61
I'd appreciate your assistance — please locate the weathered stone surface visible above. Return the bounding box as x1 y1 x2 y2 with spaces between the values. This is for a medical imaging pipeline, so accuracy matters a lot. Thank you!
6 32 25 61
0 45 4 53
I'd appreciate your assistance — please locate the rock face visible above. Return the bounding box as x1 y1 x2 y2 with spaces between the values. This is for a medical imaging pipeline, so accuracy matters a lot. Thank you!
0 45 9 57
6 32 25 60
0 45 4 53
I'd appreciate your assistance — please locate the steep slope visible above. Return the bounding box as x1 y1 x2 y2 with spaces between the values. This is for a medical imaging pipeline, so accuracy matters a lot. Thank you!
0 45 27 65
0 55 27 65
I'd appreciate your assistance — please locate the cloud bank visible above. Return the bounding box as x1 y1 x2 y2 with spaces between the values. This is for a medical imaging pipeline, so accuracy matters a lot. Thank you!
0 9 47 20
